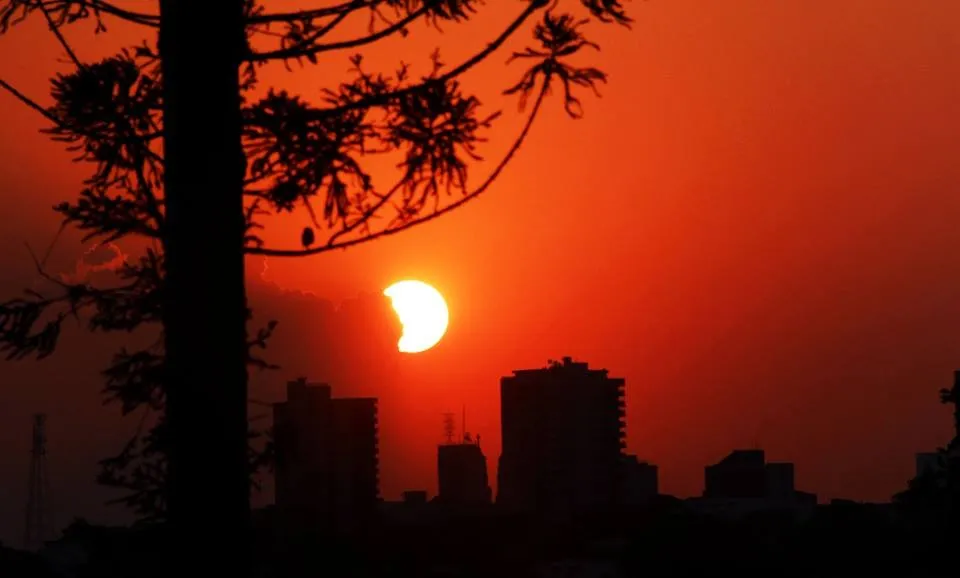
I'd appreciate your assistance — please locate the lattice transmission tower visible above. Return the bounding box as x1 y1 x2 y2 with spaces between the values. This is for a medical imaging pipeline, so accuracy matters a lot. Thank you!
443 412 456 444
24 413 52 551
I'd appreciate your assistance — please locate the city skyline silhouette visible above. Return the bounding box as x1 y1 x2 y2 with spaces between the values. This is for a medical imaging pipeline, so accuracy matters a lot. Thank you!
1 1 959 576
4 355 956 575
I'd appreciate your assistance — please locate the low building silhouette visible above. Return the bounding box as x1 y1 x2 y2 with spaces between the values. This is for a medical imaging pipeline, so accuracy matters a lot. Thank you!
380 490 438 526
497 357 626 516
916 451 943 478
621 456 658 505
273 378 379 533
692 449 816 519
703 449 800 500
403 490 429 504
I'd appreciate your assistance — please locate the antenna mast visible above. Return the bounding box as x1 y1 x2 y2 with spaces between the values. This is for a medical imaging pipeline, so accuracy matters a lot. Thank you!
442 412 455 445
24 413 52 551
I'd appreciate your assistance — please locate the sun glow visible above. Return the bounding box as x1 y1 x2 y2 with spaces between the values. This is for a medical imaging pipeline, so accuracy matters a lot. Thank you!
384 280 449 353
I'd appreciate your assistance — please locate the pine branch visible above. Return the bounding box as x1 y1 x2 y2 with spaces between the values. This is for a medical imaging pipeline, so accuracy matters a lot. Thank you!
247 5 428 63
245 8 603 257
246 0 378 25
247 77 550 257
0 0 159 33
75 0 158 26
308 2 543 117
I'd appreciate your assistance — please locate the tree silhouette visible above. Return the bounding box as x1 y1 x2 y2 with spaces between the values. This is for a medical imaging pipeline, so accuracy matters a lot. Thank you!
893 373 960 545
940 377 960 451
0 0 629 571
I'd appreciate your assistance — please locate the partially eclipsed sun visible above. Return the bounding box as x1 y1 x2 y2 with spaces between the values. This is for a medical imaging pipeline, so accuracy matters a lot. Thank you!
384 280 449 353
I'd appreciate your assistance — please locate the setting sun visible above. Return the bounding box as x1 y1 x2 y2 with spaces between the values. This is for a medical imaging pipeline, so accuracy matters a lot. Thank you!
383 280 450 353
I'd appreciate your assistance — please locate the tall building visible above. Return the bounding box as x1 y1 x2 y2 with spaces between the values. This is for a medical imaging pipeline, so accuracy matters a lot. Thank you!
437 434 492 508
329 396 380 526
497 357 626 515
273 378 379 532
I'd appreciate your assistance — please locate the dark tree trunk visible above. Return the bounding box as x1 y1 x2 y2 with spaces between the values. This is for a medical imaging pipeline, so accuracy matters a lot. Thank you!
158 1 250 573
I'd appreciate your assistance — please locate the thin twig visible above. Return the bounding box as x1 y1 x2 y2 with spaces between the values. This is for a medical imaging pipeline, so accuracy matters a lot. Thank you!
248 6 427 62
40 222 69 268
24 241 67 288
47 0 160 26
247 0 372 25
38 1 85 69
0 77 58 124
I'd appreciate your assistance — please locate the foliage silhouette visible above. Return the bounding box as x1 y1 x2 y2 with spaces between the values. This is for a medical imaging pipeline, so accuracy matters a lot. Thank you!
0 0 630 566
893 373 960 541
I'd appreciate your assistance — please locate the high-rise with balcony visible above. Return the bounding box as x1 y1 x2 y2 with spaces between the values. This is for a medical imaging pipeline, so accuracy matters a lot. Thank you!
497 357 626 515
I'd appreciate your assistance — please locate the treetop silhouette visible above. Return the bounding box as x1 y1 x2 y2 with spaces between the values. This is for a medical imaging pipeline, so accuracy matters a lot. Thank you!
0 0 632 567
2 0 625 256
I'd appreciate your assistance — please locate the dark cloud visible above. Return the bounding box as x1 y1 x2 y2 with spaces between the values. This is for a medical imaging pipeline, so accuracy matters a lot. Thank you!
246 258 437 500
247 257 403 400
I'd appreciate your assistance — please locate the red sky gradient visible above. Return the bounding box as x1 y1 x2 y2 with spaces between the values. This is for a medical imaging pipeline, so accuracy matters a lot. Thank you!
1 0 960 545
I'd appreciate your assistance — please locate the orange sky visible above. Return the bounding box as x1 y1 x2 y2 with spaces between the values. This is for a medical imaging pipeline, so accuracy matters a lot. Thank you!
2 0 960 545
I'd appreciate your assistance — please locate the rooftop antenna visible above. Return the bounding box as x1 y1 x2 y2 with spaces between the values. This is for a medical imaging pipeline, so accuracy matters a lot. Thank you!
442 412 455 445
462 404 466 444
24 413 52 551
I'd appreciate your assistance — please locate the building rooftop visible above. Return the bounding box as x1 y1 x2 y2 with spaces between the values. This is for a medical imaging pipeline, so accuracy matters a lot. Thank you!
715 449 766 467
509 357 615 379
